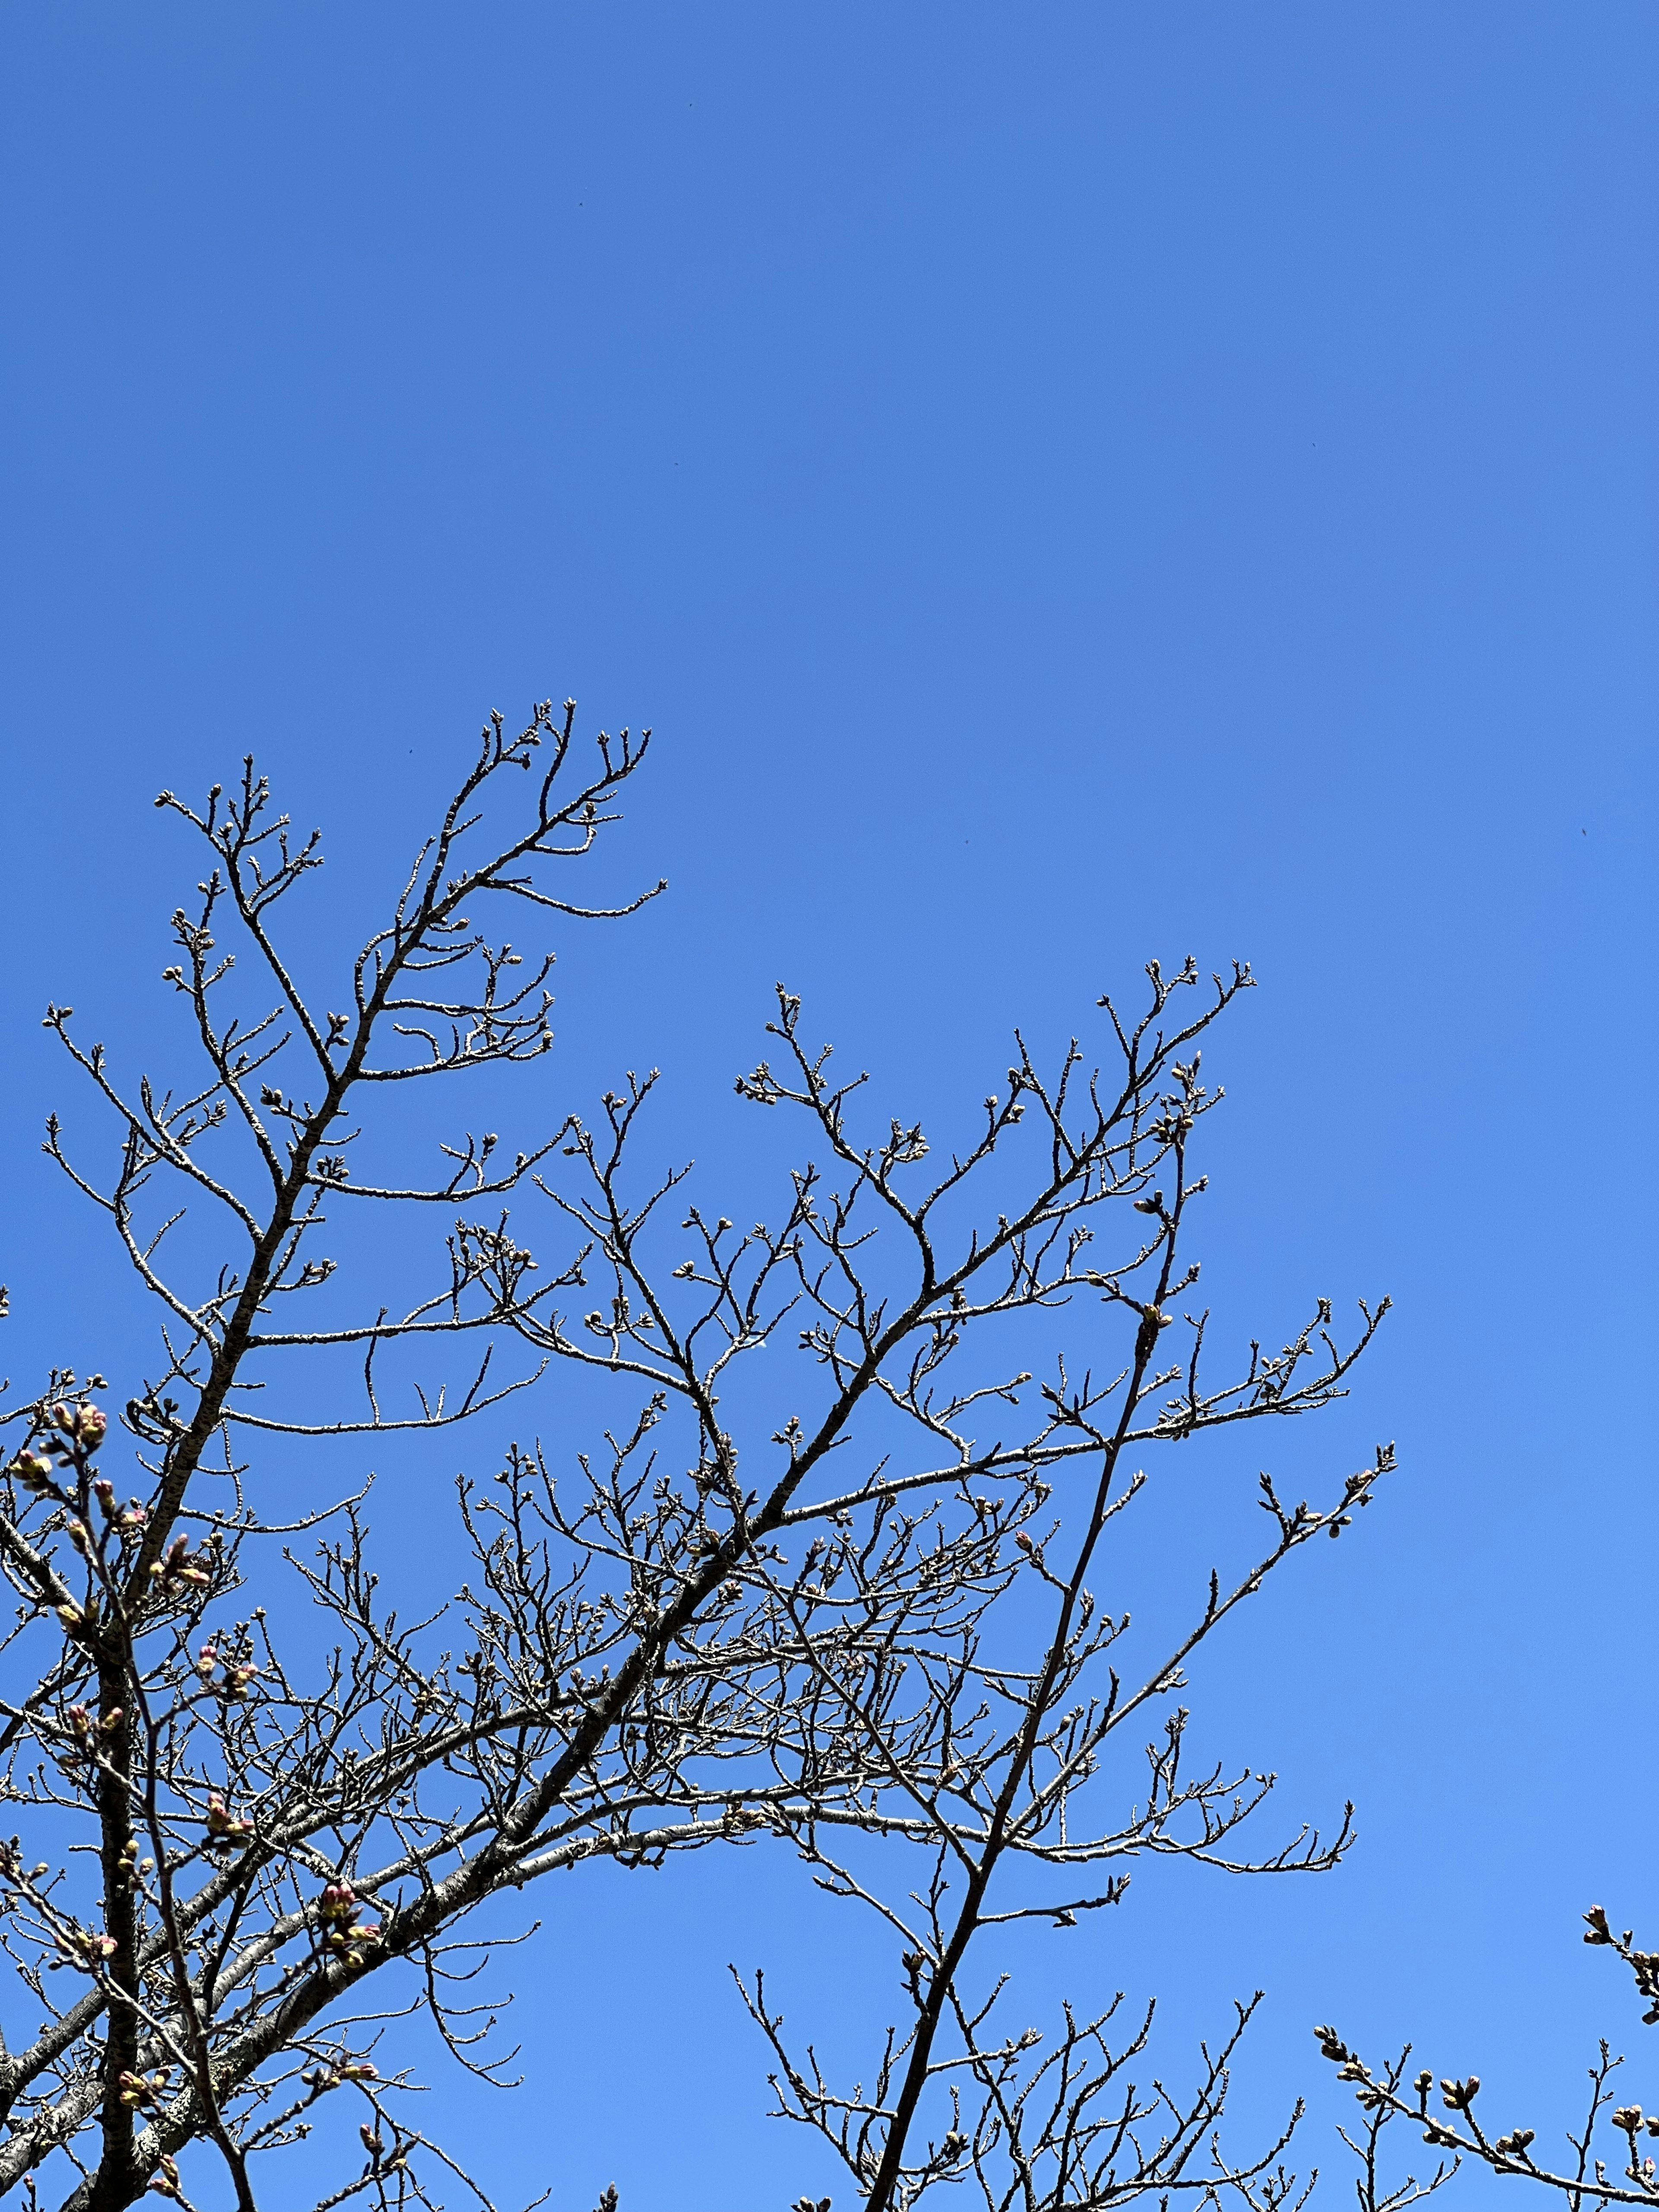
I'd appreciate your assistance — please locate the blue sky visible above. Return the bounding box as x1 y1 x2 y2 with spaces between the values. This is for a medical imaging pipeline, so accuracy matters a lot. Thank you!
1 7 1655 2209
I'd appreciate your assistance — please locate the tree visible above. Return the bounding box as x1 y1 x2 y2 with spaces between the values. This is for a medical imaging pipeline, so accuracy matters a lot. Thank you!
0 700 1395 2212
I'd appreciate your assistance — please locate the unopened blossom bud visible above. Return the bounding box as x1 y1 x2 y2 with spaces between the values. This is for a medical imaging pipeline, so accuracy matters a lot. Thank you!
11 1452 54 1492
205 1794 251 1844
71 1405 107 1449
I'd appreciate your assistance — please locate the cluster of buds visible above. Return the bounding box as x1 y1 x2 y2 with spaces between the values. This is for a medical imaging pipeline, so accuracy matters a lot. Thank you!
194 1642 257 1699
317 1881 382 1968
0 1842 51 1886
149 1534 214 1594
899 1947 935 2004
1613 2107 1659 2141
64 1703 123 1752
114 1835 153 1887
358 2121 407 2172
1584 1903 1659 2023
1314 2030 1396 2117
93 1479 149 1538
1494 2127 1537 2160
6 1404 109 1509
52 1401 108 1452
302 2059 378 2093
118 2069 167 2110
8 1451 57 1497
204 1794 253 1850
60 1923 118 1971
148 2153 182 2199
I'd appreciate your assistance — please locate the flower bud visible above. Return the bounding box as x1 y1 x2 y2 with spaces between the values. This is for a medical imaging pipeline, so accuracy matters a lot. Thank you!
11 1452 54 1492
71 1405 107 1449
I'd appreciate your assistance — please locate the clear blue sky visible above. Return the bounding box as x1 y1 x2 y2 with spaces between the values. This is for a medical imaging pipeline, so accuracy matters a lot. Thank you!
1 7 1655 2209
